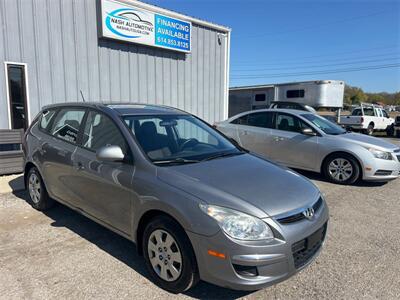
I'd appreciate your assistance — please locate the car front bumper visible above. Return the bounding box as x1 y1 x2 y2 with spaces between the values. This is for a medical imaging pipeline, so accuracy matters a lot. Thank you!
361 155 400 181
187 201 329 291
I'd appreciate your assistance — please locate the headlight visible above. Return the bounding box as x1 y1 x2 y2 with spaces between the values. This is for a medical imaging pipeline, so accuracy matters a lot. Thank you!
199 204 274 241
368 148 393 160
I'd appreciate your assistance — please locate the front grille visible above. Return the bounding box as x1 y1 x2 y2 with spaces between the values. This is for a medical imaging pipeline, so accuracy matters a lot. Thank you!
374 170 393 176
292 223 327 269
277 197 323 224
396 155 400 162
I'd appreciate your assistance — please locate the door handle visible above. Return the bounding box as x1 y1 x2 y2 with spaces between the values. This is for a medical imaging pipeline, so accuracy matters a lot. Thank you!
75 162 85 171
273 136 284 142
241 130 248 136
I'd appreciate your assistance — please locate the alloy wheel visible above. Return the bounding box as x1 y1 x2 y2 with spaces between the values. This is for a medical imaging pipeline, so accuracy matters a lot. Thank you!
328 158 353 182
28 173 41 204
147 229 183 282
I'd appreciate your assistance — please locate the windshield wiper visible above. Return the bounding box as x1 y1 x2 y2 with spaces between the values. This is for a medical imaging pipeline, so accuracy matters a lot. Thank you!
153 158 200 165
202 151 245 162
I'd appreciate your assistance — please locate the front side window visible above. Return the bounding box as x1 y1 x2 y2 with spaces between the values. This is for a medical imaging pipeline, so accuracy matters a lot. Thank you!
382 110 389 118
82 111 128 154
50 108 85 144
124 114 241 163
302 113 346 135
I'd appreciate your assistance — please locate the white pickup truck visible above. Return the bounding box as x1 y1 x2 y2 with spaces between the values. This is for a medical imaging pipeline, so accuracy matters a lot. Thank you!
340 103 395 136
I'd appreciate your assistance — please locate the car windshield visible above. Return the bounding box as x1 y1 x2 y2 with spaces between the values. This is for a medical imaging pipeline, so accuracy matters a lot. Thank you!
302 113 346 135
123 114 243 165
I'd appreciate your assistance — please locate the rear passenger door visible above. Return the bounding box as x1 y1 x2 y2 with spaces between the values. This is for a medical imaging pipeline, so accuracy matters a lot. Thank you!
235 112 275 158
71 109 135 234
41 108 86 206
268 112 319 170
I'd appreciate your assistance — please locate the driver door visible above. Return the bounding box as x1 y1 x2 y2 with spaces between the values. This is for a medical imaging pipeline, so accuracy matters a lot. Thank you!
71 110 136 234
268 112 320 170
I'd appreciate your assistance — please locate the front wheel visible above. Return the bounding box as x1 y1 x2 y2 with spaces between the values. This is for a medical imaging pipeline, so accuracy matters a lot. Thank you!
142 216 199 293
323 154 360 185
386 125 395 137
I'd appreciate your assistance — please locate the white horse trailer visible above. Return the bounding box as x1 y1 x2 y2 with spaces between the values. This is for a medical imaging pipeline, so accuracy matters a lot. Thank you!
229 80 345 117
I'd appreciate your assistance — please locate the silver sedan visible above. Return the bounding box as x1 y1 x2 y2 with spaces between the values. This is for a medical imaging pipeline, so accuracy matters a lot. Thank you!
216 109 400 184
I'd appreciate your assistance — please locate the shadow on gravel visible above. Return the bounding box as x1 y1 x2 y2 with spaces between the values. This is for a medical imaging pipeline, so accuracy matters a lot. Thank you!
294 169 388 188
12 190 251 300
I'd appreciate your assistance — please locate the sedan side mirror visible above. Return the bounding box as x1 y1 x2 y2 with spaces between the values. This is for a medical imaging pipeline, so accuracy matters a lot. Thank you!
301 128 317 136
96 145 125 162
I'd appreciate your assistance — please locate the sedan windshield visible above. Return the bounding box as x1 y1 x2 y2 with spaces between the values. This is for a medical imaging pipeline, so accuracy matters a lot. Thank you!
302 113 346 135
123 114 243 164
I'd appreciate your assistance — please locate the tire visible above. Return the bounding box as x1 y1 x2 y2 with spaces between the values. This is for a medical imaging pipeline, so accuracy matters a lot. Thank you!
142 216 199 293
386 125 395 137
365 124 374 136
26 167 54 210
323 153 360 185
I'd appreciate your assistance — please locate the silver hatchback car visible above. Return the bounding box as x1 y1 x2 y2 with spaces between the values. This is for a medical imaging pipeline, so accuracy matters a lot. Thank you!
217 109 400 185
23 103 328 293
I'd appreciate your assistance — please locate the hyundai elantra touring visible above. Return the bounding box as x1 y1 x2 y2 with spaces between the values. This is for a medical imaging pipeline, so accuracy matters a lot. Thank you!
23 103 329 293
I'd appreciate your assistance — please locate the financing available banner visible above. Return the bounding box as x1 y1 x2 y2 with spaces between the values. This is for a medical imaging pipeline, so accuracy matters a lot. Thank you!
100 0 191 53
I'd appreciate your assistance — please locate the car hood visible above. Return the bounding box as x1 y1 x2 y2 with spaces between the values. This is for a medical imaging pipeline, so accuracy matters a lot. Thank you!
156 154 321 218
336 133 399 151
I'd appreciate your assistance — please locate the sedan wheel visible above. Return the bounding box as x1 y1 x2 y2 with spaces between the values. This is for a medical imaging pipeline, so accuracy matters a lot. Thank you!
143 216 199 293
323 154 360 185
328 158 353 182
148 229 182 282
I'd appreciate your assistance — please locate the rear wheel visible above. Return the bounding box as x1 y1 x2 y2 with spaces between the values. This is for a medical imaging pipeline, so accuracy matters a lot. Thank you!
26 167 54 210
365 124 374 135
142 216 199 293
323 153 360 185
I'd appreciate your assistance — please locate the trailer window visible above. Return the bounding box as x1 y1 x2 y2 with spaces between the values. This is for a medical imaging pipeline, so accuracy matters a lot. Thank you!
286 89 305 98
255 94 266 102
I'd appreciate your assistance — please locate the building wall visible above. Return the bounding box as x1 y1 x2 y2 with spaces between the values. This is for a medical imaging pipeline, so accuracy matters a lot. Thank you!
0 0 229 128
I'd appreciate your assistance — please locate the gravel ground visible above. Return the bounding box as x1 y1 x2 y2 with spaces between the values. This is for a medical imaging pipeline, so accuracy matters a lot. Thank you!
1 139 399 300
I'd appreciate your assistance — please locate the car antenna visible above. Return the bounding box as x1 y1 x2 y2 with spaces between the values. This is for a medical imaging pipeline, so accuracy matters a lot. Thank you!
80 90 86 102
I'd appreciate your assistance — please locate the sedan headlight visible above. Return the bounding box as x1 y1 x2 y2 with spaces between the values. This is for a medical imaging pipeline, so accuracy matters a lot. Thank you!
368 148 393 160
199 204 273 241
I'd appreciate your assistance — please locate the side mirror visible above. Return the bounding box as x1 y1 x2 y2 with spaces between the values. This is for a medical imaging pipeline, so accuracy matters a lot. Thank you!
301 128 317 136
96 145 125 162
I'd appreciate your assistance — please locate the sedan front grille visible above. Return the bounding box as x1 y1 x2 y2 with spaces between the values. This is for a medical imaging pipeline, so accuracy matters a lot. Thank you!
374 170 393 176
292 222 327 269
277 197 323 224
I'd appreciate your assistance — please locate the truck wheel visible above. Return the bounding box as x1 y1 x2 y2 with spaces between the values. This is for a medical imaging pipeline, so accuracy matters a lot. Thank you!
142 216 199 293
386 125 395 137
365 124 374 136
323 153 360 185
26 167 54 210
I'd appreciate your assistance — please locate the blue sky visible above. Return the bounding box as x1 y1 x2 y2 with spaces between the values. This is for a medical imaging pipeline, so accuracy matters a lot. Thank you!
147 0 400 93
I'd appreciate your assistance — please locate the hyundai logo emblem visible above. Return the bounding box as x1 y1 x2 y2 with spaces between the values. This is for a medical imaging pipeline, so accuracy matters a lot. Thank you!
302 207 315 220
